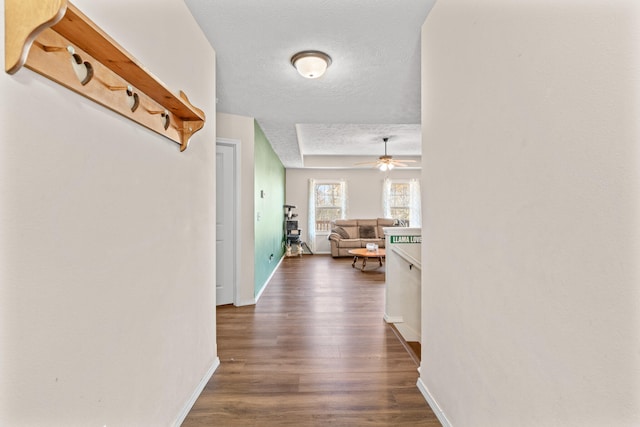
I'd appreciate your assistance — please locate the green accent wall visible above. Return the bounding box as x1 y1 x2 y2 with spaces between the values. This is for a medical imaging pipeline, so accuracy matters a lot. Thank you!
254 121 286 296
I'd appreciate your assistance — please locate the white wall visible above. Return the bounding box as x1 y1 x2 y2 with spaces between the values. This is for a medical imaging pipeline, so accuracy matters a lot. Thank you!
286 168 420 253
216 113 256 305
420 1 640 426
0 1 217 425
384 227 422 343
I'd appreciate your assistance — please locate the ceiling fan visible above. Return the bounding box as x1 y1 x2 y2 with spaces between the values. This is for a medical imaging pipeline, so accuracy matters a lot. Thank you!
355 137 417 171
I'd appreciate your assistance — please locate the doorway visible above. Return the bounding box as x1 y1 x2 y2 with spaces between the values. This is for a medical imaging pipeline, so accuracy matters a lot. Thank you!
216 139 238 305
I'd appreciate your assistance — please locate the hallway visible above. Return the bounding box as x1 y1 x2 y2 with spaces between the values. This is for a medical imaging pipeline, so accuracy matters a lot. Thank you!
182 255 439 426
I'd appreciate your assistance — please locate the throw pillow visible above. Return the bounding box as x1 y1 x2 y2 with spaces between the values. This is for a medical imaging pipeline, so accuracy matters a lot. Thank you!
359 225 376 239
332 226 351 239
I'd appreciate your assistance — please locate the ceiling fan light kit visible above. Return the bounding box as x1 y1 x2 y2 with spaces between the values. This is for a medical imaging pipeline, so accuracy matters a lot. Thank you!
290 50 332 79
378 157 395 171
355 137 416 171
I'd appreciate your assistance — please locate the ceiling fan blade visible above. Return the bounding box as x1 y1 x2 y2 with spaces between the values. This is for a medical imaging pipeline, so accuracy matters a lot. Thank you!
353 137 419 168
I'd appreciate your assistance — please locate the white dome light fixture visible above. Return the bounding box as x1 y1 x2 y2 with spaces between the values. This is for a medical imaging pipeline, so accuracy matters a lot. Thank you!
378 160 395 172
291 50 332 79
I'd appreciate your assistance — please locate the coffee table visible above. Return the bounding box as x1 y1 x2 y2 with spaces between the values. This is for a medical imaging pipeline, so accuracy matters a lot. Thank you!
348 248 386 271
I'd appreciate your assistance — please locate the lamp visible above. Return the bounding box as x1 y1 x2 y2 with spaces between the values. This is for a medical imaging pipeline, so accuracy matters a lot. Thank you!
291 50 332 79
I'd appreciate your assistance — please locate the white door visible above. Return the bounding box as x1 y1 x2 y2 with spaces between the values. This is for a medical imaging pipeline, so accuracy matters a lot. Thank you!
216 143 236 305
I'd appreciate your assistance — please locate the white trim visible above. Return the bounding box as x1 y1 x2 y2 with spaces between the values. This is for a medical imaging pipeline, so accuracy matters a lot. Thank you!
388 178 412 184
313 178 345 184
173 357 220 427
383 314 404 323
311 179 348 230
254 255 284 303
395 322 420 343
216 138 241 306
416 378 452 427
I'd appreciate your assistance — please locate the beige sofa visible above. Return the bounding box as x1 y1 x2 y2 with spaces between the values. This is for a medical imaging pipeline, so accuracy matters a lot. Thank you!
328 218 397 257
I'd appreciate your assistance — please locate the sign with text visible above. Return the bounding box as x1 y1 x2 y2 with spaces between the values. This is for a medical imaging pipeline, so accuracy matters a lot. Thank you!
389 235 422 244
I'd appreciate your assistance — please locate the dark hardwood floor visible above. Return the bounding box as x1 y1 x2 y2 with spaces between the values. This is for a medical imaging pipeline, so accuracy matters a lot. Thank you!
182 255 440 426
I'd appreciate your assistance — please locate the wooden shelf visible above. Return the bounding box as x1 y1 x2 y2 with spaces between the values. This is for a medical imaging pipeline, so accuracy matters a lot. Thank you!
5 0 206 151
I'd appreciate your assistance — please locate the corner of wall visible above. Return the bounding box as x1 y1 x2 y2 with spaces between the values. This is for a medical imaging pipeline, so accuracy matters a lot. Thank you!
253 121 286 297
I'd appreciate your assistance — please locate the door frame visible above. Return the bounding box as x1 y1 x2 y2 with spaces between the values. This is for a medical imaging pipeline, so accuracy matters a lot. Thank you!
216 137 241 305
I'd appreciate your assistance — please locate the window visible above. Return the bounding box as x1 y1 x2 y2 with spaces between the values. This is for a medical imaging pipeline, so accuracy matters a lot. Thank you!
314 183 344 232
389 182 411 224
308 179 347 253
382 178 421 227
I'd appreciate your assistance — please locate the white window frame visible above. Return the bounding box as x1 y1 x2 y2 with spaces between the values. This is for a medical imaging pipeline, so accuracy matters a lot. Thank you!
382 178 421 227
308 179 347 252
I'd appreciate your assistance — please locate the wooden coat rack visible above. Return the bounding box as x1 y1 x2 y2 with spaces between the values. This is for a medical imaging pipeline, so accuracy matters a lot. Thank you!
5 0 206 151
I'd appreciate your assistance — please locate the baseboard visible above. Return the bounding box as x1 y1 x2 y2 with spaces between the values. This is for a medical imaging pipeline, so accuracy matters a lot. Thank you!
416 377 452 427
173 357 220 427
383 314 404 323
395 322 420 343
388 323 420 367
255 255 284 303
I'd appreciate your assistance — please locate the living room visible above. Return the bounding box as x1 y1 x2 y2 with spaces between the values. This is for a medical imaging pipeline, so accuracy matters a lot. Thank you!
286 167 421 254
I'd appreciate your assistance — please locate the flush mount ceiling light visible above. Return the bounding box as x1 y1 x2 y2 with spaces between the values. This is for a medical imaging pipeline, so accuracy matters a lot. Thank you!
290 50 332 79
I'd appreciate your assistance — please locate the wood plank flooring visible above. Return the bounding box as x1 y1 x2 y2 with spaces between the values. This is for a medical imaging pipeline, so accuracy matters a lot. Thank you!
182 255 440 426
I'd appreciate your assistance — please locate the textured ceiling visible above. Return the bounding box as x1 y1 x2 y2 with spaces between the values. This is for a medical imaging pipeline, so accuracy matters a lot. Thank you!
184 0 435 168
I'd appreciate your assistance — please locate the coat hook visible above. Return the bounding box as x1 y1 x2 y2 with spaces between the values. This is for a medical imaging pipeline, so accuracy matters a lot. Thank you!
57 45 93 86
33 41 68 53
409 264 413 270
97 75 127 91
105 84 129 91
41 44 66 53
70 53 93 85
99 81 140 112
126 86 140 112
160 111 170 130
32 42 93 86
146 108 170 130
